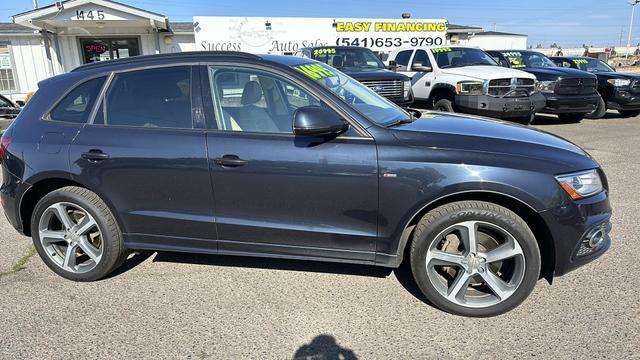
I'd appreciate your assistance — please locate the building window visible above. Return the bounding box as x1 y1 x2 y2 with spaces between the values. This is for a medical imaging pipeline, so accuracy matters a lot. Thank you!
80 38 140 64
0 44 16 92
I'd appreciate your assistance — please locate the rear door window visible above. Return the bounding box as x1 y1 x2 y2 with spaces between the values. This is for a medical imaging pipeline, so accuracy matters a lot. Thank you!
105 66 192 129
49 76 106 123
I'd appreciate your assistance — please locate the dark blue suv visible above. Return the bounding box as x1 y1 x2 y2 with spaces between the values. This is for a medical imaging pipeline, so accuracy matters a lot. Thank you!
0 52 612 317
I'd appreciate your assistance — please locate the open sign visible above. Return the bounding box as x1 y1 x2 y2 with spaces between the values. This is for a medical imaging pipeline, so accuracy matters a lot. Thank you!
84 43 108 53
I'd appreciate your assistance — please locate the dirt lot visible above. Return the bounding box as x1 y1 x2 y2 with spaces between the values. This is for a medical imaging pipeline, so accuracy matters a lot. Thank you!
0 113 638 359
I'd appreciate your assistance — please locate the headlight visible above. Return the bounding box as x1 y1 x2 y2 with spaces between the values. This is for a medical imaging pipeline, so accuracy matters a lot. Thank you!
555 169 603 200
607 79 631 87
537 80 556 93
456 81 484 95
404 80 412 99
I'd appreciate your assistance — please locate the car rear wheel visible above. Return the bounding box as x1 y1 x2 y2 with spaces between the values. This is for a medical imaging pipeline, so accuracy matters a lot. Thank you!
433 98 455 113
557 113 584 123
585 96 607 119
618 110 640 118
31 186 128 281
409 201 541 317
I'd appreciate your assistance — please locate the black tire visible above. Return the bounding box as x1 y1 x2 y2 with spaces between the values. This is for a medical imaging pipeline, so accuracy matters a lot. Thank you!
618 110 640 118
585 96 607 119
513 114 535 125
433 98 455 113
557 113 584 123
31 186 128 281
409 201 541 317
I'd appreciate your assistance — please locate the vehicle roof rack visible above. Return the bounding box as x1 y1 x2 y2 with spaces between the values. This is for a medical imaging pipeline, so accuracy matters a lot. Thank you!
71 51 261 72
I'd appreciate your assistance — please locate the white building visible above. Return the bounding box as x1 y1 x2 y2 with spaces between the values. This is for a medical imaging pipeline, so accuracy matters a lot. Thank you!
0 0 517 101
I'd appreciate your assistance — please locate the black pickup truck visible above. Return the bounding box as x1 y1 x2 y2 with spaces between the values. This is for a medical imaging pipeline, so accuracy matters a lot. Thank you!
488 50 601 122
296 46 413 106
551 56 640 118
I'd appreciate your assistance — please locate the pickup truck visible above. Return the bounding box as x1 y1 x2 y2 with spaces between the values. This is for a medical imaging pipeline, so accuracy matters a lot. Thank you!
488 50 601 122
551 56 640 118
296 46 413 106
387 46 546 124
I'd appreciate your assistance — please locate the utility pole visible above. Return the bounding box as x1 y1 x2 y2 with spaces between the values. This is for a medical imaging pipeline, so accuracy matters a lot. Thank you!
620 26 625 47
627 0 640 58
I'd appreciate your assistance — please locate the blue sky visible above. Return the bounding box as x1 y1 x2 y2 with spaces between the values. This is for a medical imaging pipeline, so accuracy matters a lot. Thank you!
0 0 635 47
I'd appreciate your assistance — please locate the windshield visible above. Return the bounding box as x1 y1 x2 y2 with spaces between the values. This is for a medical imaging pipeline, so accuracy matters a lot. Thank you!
311 47 385 71
432 47 498 68
292 62 410 126
573 58 615 73
500 51 557 68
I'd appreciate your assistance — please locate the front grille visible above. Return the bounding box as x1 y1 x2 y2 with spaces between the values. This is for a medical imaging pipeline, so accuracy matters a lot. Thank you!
360 80 404 98
488 78 535 97
555 78 597 95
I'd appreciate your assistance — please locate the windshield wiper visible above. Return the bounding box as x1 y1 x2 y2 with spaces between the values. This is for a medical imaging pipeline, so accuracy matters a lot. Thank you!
385 118 416 127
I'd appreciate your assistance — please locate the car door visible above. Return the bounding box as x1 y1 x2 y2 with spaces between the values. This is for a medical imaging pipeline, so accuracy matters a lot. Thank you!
69 65 217 250
201 64 378 263
404 49 435 100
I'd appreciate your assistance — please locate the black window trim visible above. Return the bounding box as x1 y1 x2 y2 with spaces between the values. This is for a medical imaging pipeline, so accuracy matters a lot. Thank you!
44 74 110 125
85 62 201 131
199 61 372 139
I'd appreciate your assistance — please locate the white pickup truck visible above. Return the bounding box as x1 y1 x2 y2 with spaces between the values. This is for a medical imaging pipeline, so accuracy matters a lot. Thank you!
387 46 546 124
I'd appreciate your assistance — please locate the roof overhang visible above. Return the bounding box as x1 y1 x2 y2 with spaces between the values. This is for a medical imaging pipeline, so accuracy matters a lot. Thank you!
12 0 168 31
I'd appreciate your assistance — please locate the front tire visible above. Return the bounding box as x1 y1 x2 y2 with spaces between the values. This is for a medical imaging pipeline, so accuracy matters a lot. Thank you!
409 201 541 317
585 96 607 119
31 186 128 281
433 98 455 113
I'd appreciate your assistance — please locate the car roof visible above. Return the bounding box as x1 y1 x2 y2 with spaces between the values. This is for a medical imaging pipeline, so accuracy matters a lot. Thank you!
71 51 317 73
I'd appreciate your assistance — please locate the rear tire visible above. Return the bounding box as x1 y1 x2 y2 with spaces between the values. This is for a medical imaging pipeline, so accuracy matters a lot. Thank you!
557 113 584 123
433 98 455 113
409 201 541 317
585 96 607 119
618 110 640 118
31 186 128 282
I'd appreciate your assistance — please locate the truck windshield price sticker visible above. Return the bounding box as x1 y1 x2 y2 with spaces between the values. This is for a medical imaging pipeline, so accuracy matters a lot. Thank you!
573 59 589 65
313 48 337 56
431 47 453 53
293 64 336 80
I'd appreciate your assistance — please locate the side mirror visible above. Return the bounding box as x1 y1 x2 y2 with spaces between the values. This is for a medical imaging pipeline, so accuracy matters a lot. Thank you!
386 60 398 70
293 106 348 137
411 63 432 72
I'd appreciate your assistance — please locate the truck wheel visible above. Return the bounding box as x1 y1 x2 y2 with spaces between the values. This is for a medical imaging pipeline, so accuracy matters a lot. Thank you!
585 96 607 119
409 201 541 317
618 110 640 118
31 186 129 282
434 98 455 113
514 114 535 125
557 113 584 123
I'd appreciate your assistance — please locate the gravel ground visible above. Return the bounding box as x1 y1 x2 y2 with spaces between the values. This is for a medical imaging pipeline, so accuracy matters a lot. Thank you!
0 113 638 359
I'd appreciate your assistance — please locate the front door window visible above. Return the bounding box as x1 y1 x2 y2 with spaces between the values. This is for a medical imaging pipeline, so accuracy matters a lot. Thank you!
80 38 140 64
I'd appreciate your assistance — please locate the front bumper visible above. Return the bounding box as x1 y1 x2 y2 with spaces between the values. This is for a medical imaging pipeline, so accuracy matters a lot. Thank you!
606 89 640 110
540 190 612 277
454 92 546 119
541 92 600 114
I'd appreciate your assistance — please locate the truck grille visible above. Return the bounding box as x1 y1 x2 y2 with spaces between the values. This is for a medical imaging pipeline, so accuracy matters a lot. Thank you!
555 78 597 95
487 78 535 97
360 80 404 98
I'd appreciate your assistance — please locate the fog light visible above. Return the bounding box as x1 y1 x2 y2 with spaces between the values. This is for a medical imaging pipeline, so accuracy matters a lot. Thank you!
588 228 606 248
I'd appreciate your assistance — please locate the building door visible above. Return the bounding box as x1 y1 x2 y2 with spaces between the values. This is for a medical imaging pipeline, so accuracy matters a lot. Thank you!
80 38 140 64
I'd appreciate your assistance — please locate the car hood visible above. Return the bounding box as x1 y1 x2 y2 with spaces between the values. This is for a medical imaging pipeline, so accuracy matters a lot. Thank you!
343 68 409 81
523 67 596 80
592 71 640 81
439 65 536 81
390 112 598 172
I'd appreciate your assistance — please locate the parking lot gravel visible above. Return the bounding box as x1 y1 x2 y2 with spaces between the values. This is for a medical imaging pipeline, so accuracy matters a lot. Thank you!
0 113 638 359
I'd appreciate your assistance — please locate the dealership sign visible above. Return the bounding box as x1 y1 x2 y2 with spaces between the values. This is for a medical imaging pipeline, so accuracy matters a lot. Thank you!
193 16 447 54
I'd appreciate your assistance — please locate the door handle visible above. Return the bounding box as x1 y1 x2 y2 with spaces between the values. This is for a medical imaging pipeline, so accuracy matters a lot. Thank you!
214 155 248 167
81 150 110 162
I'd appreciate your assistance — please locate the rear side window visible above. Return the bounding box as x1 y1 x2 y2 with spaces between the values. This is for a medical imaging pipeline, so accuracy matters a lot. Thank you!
49 76 105 123
394 50 413 66
105 66 192 129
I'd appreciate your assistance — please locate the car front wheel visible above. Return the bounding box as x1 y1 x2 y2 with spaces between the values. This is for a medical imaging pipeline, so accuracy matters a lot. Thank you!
31 186 128 281
409 201 541 317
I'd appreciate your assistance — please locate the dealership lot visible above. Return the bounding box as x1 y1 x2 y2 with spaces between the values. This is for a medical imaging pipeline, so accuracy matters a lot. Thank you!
0 114 638 359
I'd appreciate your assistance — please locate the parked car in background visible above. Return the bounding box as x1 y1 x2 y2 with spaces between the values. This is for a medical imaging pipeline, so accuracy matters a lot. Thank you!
551 56 640 118
488 50 601 123
0 52 612 317
388 46 546 124
296 46 413 106
0 94 21 120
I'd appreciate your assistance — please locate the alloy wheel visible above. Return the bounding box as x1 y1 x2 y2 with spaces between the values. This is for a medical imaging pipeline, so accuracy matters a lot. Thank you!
38 202 103 274
425 220 526 308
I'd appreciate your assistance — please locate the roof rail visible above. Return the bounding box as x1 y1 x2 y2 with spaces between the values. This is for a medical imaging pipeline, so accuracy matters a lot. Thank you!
71 51 261 72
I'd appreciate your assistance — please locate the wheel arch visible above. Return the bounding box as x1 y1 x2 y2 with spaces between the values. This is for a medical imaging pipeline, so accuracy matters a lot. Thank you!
393 190 556 283
428 84 456 108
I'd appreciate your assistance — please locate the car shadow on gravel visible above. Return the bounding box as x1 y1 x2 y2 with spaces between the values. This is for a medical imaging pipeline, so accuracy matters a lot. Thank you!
532 112 622 126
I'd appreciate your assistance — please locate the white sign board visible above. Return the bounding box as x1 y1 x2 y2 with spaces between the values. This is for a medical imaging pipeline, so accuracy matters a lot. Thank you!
193 16 447 54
